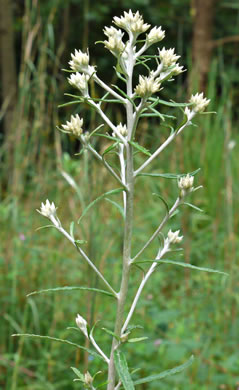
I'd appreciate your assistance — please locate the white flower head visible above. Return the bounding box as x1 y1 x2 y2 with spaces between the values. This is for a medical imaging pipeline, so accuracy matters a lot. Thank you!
37 199 57 218
61 114 83 137
189 92 210 113
178 174 194 191
68 72 90 96
113 10 150 35
116 122 128 137
76 314 88 338
172 63 185 75
167 229 183 244
147 26 165 45
135 74 161 97
69 49 88 69
37 200 61 227
159 47 180 68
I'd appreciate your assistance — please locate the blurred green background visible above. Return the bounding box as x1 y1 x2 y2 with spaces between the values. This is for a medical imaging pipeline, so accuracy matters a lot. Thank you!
0 0 239 389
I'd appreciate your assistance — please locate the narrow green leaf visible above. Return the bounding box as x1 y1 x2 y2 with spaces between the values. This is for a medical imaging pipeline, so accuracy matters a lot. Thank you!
105 198 124 218
158 260 228 275
78 188 125 223
12 334 104 360
183 202 204 213
134 355 194 385
71 367 84 382
58 100 81 108
94 133 122 142
114 350 135 390
129 141 151 157
152 193 169 214
26 286 115 298
75 239 88 245
128 337 148 343
89 124 105 138
138 168 201 179
102 142 119 157
148 97 190 108
101 328 120 341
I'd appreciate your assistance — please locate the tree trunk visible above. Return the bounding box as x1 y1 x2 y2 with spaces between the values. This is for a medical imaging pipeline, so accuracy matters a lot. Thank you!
189 0 216 93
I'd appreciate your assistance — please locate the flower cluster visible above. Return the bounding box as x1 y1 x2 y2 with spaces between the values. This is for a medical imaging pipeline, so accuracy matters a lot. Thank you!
167 229 183 244
147 26 165 45
61 114 83 137
116 123 128 137
68 73 89 96
135 74 161 97
68 49 95 76
189 92 210 113
159 47 180 68
178 174 194 191
103 26 125 56
37 199 57 218
113 10 150 35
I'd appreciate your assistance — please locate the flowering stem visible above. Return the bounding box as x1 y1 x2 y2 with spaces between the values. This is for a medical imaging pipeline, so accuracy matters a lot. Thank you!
107 39 136 390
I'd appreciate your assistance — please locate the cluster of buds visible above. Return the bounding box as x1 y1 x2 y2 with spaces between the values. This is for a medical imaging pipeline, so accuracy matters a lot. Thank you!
135 74 161 98
75 314 88 338
84 371 93 387
158 47 180 69
167 229 183 245
103 26 125 56
61 114 83 137
146 26 165 45
69 49 95 76
115 123 128 137
178 174 194 197
113 10 150 36
184 92 210 119
189 92 210 113
37 200 61 227
68 73 89 96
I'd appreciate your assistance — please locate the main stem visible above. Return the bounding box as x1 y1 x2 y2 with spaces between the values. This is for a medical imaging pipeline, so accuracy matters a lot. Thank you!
107 44 135 390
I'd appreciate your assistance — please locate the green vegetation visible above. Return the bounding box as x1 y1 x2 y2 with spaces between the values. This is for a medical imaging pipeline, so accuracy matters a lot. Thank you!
0 1 239 389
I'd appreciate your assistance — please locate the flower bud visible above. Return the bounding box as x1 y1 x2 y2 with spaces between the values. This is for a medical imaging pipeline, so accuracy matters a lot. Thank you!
147 26 165 45
167 229 183 244
113 10 150 35
37 200 57 218
76 314 88 338
68 73 89 96
69 49 89 70
189 92 210 113
158 47 180 68
134 74 161 98
61 114 83 137
178 174 194 190
116 123 128 137
84 371 93 386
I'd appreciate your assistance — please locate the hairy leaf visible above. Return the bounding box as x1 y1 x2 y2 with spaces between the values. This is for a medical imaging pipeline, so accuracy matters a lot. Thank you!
27 286 115 298
114 350 135 390
134 355 194 385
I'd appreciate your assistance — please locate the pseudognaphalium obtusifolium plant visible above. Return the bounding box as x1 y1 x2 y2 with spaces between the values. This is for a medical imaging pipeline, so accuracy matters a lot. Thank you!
13 9 228 390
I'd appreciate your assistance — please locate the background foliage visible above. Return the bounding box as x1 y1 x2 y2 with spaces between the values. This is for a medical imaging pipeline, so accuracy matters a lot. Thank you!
0 0 239 389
